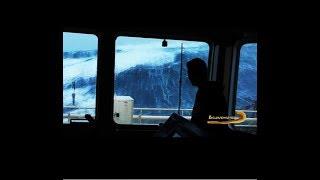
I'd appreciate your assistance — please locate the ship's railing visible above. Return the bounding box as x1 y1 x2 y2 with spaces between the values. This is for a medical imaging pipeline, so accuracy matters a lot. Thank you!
63 106 95 124
63 106 256 128
132 108 256 127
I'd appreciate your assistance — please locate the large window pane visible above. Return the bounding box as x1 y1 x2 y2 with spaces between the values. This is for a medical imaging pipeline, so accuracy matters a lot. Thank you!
63 32 98 124
114 36 209 125
235 43 257 134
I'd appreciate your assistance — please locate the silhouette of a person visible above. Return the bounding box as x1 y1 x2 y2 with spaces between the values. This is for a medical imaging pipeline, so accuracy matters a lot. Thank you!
187 58 229 132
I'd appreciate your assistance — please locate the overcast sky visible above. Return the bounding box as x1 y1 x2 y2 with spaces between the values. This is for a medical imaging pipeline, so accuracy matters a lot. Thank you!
63 32 98 52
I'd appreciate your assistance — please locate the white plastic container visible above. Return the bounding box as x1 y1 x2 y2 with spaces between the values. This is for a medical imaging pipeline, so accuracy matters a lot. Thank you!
113 96 134 124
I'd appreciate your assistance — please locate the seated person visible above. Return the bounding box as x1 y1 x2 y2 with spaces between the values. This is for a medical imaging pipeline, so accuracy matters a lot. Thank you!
156 58 252 138
187 58 231 136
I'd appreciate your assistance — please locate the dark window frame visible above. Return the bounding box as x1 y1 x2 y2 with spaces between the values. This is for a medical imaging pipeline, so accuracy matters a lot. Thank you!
112 33 214 128
62 30 100 127
228 40 258 134
232 41 258 114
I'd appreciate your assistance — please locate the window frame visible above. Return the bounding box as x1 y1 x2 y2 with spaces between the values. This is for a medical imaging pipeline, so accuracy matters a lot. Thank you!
112 33 213 127
228 40 258 133
62 30 100 127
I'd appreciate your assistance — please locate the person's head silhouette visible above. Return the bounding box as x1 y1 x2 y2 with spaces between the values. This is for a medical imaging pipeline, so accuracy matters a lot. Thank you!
187 58 208 86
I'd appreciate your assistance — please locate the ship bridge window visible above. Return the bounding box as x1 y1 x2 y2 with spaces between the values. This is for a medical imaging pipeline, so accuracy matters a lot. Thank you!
114 36 210 125
234 43 257 134
63 32 98 124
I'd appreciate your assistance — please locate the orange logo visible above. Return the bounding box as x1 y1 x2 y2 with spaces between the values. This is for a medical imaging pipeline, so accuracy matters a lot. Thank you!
207 111 247 124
